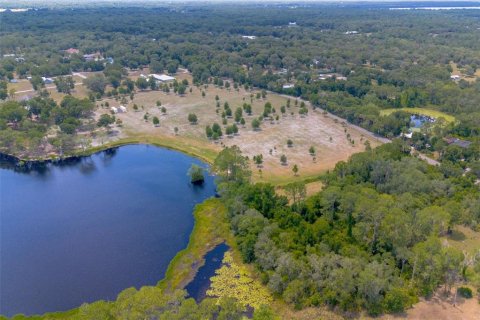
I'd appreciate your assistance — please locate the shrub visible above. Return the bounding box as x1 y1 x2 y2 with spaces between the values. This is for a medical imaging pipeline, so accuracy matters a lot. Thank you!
457 287 473 299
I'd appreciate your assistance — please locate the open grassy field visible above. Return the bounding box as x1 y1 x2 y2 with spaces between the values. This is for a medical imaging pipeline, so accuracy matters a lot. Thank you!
450 61 480 83
7 75 89 103
7 71 383 185
95 72 382 185
380 107 456 123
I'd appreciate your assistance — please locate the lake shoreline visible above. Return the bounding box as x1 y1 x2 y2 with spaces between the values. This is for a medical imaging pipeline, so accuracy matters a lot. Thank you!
157 198 235 293
0 136 218 168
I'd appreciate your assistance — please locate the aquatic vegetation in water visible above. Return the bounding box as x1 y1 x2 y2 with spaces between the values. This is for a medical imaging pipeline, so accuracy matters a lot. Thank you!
206 251 272 310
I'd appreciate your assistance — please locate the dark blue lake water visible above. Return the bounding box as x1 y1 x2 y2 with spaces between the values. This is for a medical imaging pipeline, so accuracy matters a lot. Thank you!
0 144 215 317
185 242 229 302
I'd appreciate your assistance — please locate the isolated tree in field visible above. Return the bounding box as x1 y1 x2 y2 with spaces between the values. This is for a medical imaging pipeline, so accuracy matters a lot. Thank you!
188 113 198 124
253 154 263 167
240 118 246 127
226 125 233 136
212 122 222 137
234 107 243 123
135 77 149 90
149 77 157 90
299 107 308 116
174 127 179 135
287 98 291 108
222 118 227 125
232 124 238 135
252 118 261 130
243 103 252 115
54 76 75 94
309 146 316 156
225 108 232 117
206 125 213 139
263 102 272 117
188 164 205 185
287 139 293 147
292 164 299 176
144 113 149 121
177 84 186 95
161 107 167 114
83 74 107 95
280 105 286 115
133 104 139 112
215 95 220 101
156 100 161 107
212 145 251 183
202 91 206 97
30 75 44 91
152 116 160 126
280 154 287 165
97 114 115 128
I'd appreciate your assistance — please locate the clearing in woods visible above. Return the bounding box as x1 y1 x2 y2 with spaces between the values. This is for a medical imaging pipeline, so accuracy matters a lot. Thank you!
98 72 383 184
10 71 383 184
380 108 456 123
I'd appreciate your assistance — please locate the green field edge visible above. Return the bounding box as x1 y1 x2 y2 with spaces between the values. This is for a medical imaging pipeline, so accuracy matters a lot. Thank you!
379 107 456 123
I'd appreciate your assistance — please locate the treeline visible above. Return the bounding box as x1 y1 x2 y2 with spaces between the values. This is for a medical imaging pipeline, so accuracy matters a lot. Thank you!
214 143 480 315
3 288 277 320
0 96 94 157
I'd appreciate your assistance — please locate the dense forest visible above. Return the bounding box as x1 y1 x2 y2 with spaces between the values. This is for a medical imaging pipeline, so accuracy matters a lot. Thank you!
215 142 480 315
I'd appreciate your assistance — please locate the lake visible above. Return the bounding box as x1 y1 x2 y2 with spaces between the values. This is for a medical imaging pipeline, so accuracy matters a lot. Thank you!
0 144 216 317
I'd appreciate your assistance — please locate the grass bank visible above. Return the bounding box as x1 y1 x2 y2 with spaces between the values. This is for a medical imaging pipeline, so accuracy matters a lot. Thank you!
380 108 456 123
157 198 234 292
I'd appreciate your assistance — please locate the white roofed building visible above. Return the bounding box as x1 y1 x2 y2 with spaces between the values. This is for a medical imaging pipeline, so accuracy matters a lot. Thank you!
149 74 175 83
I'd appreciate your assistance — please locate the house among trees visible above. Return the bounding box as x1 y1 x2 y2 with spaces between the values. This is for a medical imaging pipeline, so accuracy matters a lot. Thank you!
41 76 54 84
444 137 472 148
145 74 176 85
64 48 80 55
83 52 103 62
